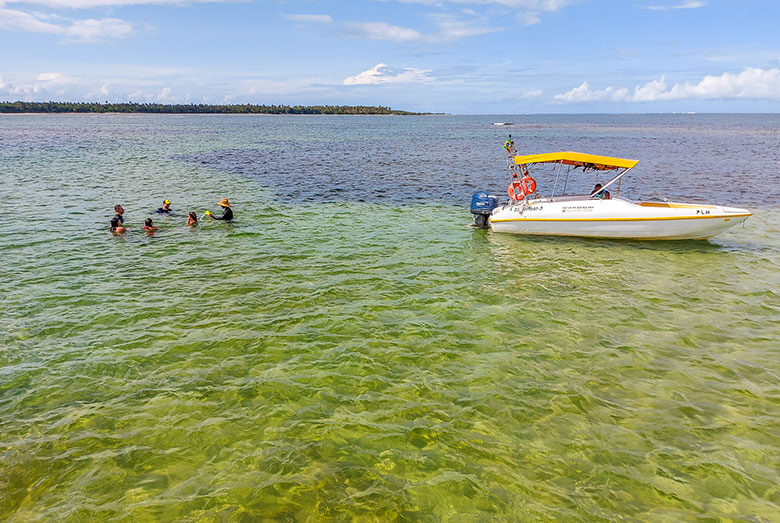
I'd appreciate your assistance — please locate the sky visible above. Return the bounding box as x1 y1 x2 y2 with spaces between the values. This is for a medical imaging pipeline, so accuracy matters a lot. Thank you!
1 0 779 113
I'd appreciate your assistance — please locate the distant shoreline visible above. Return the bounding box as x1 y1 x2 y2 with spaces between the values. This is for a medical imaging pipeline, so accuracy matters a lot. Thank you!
0 112 450 117
0 101 432 115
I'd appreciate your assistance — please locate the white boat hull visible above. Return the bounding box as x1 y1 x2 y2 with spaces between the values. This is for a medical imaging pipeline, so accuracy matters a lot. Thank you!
488 197 751 240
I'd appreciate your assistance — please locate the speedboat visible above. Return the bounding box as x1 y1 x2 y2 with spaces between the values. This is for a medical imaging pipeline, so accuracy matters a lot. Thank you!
470 142 751 240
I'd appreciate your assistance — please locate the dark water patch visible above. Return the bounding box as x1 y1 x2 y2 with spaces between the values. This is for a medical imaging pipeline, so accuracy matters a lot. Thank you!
175 114 780 207
176 140 500 205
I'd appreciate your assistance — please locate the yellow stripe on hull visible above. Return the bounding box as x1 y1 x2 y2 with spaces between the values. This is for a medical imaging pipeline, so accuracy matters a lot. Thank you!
636 202 717 209
490 213 752 223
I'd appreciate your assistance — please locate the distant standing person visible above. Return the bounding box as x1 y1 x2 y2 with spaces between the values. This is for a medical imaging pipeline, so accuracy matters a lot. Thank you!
208 198 233 221
153 199 172 215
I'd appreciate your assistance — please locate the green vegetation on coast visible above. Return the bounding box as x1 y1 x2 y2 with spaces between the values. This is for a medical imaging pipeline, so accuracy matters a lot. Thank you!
0 101 425 115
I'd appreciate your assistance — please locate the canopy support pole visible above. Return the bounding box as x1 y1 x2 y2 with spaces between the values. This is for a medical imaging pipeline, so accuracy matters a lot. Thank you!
551 160 562 200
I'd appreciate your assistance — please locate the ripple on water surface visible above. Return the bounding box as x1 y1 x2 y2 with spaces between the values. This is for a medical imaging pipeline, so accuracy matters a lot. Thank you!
1 114 779 520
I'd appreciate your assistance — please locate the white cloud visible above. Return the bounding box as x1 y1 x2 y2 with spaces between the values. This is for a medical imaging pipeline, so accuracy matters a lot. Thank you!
36 72 78 84
553 68 780 103
4 0 231 7
515 11 541 25
0 69 329 103
284 14 333 23
428 14 498 41
84 83 111 98
398 0 573 8
0 76 32 98
341 16 498 43
645 1 705 10
397 0 574 25
343 63 432 85
553 81 626 102
127 86 189 103
66 17 133 41
0 7 132 42
0 0 228 44
157 87 175 102
342 21 422 42
664 68 780 99
0 72 82 99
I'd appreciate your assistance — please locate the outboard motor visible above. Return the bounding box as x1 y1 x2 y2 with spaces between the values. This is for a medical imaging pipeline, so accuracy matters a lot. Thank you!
470 191 499 228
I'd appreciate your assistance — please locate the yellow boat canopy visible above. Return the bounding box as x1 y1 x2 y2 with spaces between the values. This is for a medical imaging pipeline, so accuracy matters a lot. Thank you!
514 151 639 171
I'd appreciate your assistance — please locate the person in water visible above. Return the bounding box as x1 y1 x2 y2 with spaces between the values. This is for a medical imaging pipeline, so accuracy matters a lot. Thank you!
152 199 172 215
592 184 611 199
113 204 125 225
110 216 126 234
110 204 126 233
186 211 198 226
143 218 158 232
208 198 233 221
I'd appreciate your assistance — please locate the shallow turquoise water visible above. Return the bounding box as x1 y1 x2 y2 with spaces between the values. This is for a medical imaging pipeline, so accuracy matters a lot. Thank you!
1 114 779 520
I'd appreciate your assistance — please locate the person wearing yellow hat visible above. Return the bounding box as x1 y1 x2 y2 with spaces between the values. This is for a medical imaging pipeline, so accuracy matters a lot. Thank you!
208 198 233 221
152 199 172 215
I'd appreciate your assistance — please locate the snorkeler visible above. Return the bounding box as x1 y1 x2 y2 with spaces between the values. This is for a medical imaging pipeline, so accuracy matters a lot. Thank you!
207 198 233 221
152 199 172 215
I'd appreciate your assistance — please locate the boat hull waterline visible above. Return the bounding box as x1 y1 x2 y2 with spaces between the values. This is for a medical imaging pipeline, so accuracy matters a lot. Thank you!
488 198 752 240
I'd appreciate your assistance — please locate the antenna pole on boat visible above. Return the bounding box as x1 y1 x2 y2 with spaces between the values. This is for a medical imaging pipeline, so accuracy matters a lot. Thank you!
505 134 519 176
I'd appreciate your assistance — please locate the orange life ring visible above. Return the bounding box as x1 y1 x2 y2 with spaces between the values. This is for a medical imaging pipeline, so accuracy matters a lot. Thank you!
508 180 524 201
520 176 536 196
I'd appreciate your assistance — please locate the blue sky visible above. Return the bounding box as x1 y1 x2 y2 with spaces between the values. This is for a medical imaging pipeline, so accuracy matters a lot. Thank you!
1 0 779 113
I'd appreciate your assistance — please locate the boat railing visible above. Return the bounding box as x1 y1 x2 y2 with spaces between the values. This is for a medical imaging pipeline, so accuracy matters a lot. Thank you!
535 194 615 203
